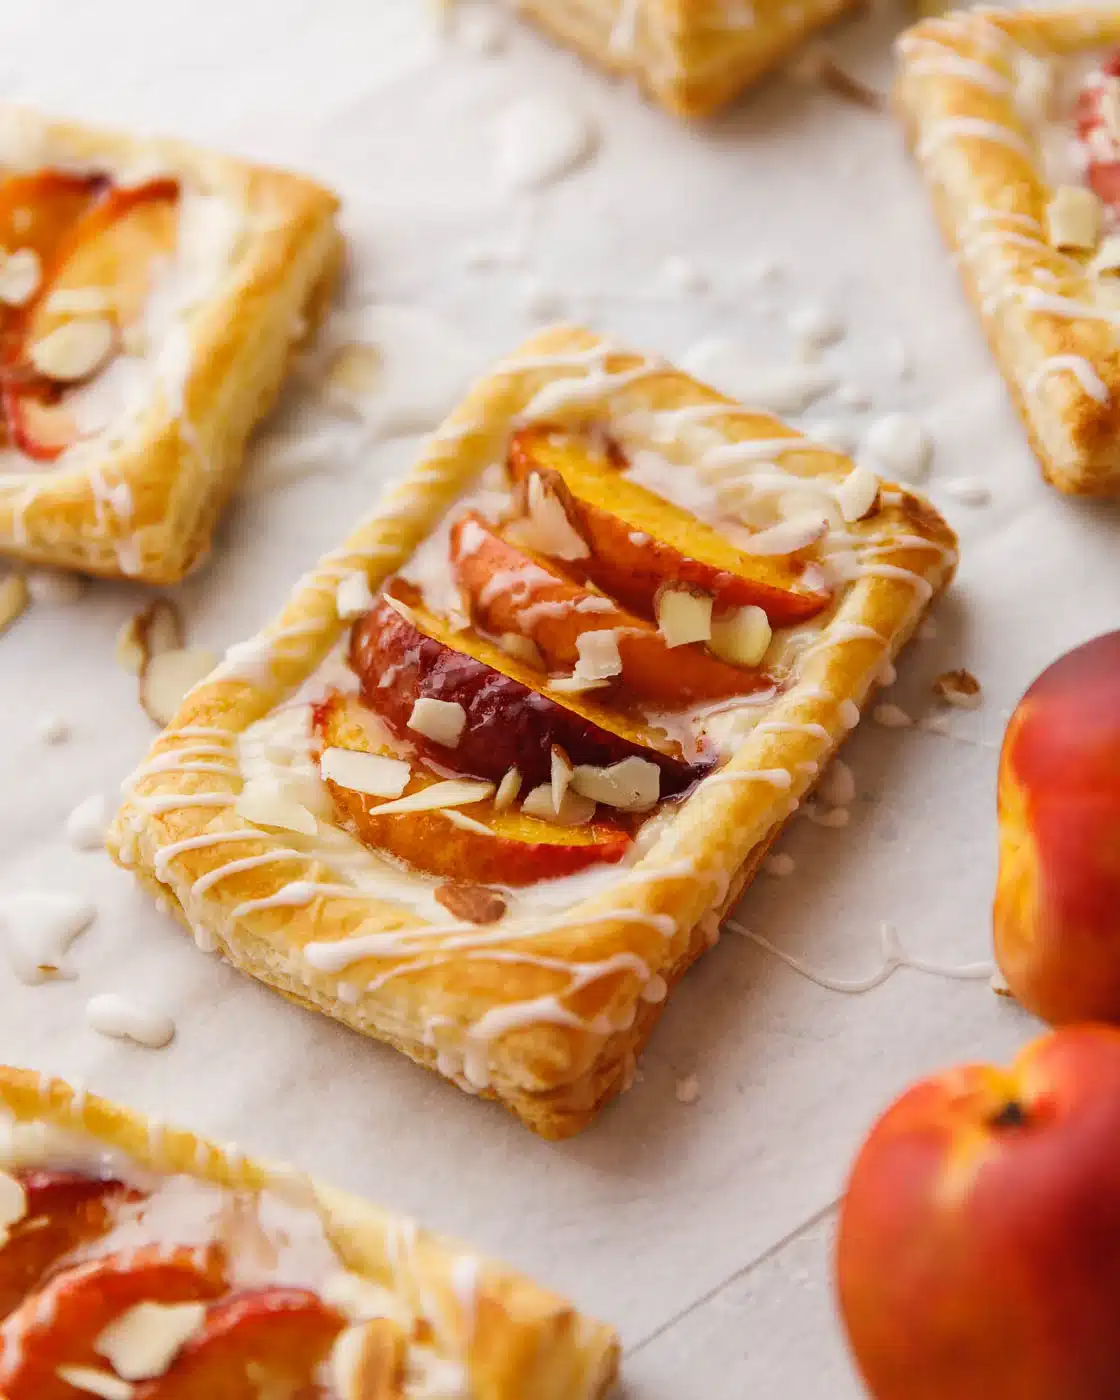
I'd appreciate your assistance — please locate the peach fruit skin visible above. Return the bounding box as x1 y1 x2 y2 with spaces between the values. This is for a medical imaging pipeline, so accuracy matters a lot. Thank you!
836 1025 1120 1400
994 631 1120 1025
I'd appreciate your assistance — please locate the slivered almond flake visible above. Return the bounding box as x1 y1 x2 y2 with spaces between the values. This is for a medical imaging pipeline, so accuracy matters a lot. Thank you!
117 597 184 675
656 587 713 647
494 767 522 811
325 342 382 402
0 246 40 306
30 315 116 382
0 1171 27 1247
236 781 318 835
741 515 829 556
336 571 376 620
45 285 115 316
434 883 507 925
549 674 610 693
509 472 590 560
1046 185 1100 250
55 1367 134 1400
330 1316 407 1400
571 756 661 811
444 809 495 836
933 668 982 709
95 1301 206 1381
573 628 622 681
321 747 411 798
140 647 218 726
407 697 467 748
551 744 573 812
521 783 596 826
364 779 494 817
835 465 880 522
708 605 772 668
382 593 417 625
1090 234 1120 275
499 631 545 668
0 572 29 636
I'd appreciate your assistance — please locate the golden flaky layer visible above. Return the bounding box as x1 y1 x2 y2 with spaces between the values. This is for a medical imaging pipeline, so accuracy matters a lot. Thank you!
107 326 958 1139
0 106 340 581
513 0 858 117
0 1067 618 1399
895 6 1120 495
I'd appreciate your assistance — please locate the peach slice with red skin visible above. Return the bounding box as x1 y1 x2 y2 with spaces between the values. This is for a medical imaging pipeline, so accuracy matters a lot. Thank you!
134 1287 344 1400
349 590 703 793
2 177 179 461
0 1244 226 1400
314 691 631 885
0 171 106 313
0 1171 138 1322
837 1026 1120 1400
1076 57 1120 211
506 426 831 625
993 631 1120 1025
449 511 769 707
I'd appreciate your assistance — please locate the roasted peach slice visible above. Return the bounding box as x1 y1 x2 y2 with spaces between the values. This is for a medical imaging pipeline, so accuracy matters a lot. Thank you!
507 426 831 625
314 692 631 886
1076 57 1120 212
0 1171 137 1321
450 512 770 706
3 177 179 461
134 1288 344 1400
0 1245 226 1400
349 591 702 793
0 172 106 310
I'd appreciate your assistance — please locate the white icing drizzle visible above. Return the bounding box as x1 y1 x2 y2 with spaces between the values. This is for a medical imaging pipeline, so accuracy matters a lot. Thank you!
917 116 1031 161
1026 354 1110 403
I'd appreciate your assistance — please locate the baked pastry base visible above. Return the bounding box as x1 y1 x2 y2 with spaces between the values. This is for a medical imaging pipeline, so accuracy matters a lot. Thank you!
514 0 861 117
894 6 1120 495
108 325 958 1139
0 1065 619 1399
0 106 341 581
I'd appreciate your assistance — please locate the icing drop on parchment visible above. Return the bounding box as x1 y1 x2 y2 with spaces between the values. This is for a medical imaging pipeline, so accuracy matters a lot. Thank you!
495 94 597 190
66 794 109 852
0 893 95 984
85 994 175 1049
861 413 932 482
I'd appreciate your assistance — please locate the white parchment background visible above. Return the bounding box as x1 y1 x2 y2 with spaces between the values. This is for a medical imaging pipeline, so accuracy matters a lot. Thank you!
2 1 1118 1393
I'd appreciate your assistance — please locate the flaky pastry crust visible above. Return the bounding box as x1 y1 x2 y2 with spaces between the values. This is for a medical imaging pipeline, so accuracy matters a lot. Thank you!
513 0 859 117
0 1065 619 1399
0 105 340 581
107 326 957 1139
895 7 1120 495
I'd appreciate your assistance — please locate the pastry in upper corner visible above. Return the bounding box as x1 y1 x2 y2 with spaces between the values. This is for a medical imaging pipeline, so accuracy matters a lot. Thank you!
895 6 1120 495
510 0 861 118
0 1066 618 1399
0 106 340 582
106 325 957 1140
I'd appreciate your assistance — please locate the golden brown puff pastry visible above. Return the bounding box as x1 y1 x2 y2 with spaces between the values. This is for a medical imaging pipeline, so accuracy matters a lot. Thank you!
0 1065 618 1398
0 105 340 582
511 0 859 117
895 6 1120 495
107 325 957 1140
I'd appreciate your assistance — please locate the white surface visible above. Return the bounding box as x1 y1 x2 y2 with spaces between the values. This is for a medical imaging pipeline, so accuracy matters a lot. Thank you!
1 1 1117 1394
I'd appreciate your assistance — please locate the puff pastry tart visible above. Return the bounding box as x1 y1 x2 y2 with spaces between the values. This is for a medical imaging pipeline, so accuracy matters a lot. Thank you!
107 325 957 1139
512 0 859 117
0 1066 617 1399
895 6 1120 495
0 106 340 581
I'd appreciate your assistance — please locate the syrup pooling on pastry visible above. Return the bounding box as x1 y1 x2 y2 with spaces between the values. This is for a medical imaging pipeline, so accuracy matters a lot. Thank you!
0 1115 472 1398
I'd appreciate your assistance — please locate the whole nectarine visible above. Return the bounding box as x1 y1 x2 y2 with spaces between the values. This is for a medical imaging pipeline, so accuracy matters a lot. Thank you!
994 631 1120 1024
837 1025 1120 1400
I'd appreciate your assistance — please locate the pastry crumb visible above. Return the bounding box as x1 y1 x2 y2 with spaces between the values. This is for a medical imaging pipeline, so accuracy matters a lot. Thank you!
675 1074 701 1105
764 852 796 878
933 668 982 709
872 702 913 729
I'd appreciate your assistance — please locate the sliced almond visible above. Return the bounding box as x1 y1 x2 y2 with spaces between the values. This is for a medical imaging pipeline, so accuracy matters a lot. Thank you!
330 1316 407 1400
656 588 713 647
55 1367 135 1400
364 779 494 817
407 697 467 748
499 631 545 668
551 744 573 813
434 883 507 925
741 515 829 556
0 572 29 636
117 598 184 676
0 1170 27 1247
1090 233 1120 275
494 767 522 812
45 285 116 317
30 316 116 383
573 628 622 681
1046 185 1100 251
933 668 982 709
95 1301 206 1382
571 756 661 811
382 593 418 625
834 464 881 522
235 780 318 835
521 783 596 826
0 247 41 306
444 809 496 835
548 674 610 694
336 571 376 621
321 747 411 798
708 605 772 668
507 472 590 561
140 646 217 726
